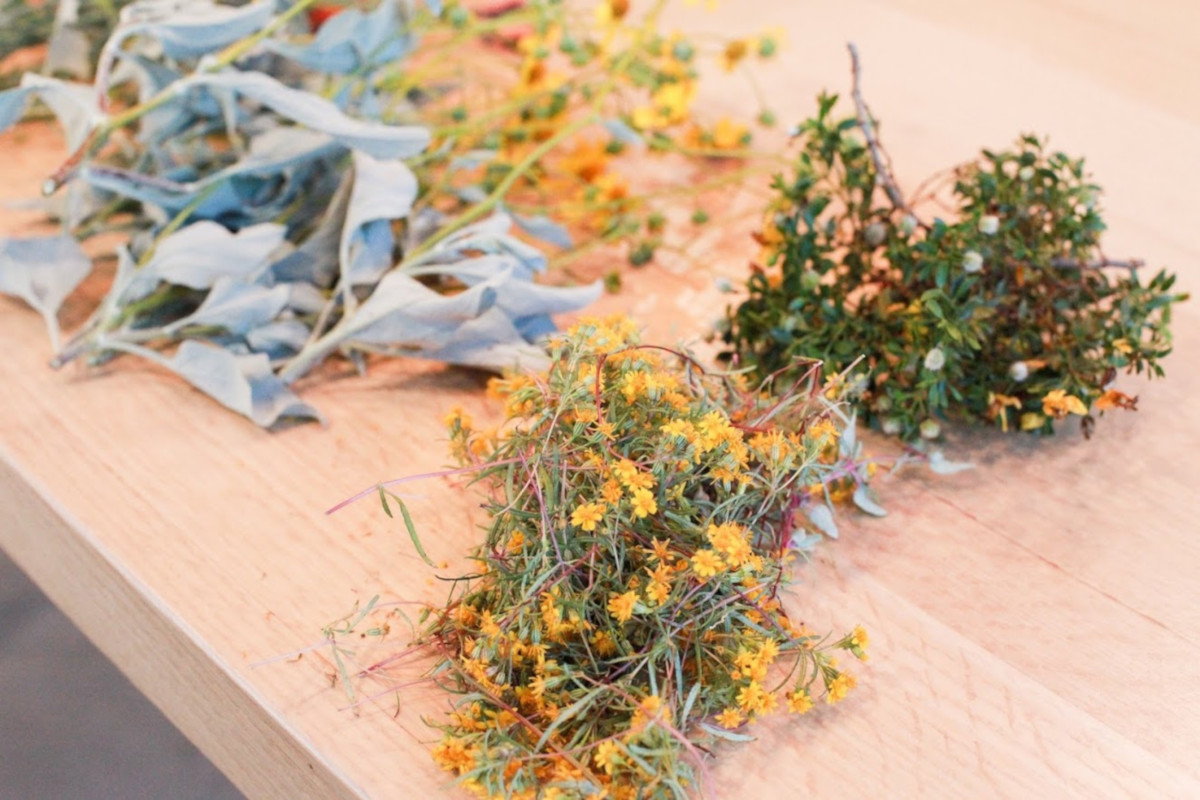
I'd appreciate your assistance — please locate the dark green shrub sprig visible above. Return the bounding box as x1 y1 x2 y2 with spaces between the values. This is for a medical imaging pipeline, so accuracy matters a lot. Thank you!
722 73 1186 441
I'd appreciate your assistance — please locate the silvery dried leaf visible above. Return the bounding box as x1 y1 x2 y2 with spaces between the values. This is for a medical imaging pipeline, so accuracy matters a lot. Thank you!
269 169 352 287
416 306 550 372
342 269 503 348
0 74 99 151
263 1 411 75
851 483 887 517
342 151 418 287
246 319 310 359
81 128 344 220
110 0 274 61
179 71 430 159
512 211 574 250
164 277 289 337
928 450 974 475
602 117 645 149
805 502 840 539
0 235 93 351
412 212 547 274
139 221 287 291
112 339 323 428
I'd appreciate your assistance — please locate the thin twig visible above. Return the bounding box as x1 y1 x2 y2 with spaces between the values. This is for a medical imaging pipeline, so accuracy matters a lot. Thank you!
846 42 909 213
1050 256 1143 271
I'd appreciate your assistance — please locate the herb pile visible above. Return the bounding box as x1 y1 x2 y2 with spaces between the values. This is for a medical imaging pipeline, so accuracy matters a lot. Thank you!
0 0 778 427
721 50 1186 441
397 316 869 798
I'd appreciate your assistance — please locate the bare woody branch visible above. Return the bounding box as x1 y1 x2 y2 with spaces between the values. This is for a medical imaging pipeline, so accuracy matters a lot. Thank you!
1050 257 1144 271
847 42 910 213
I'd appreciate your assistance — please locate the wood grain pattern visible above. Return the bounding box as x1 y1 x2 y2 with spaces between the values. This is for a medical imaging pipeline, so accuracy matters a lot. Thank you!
2 2 1198 798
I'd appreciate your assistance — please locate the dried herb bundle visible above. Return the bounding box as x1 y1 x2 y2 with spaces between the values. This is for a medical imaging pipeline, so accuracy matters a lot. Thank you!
408 316 868 798
0 0 779 427
722 68 1187 441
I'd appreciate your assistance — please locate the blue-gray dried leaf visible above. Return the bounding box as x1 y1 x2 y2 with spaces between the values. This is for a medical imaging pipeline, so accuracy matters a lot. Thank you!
164 277 290 337
108 0 274 61
178 71 430 159
0 235 93 351
263 1 412 75
342 151 418 287
512 211 574 250
114 339 323 428
0 74 97 151
137 221 286 293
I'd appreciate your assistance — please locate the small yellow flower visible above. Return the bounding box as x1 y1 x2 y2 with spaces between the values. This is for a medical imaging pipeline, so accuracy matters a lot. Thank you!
443 406 471 429
715 707 744 728
431 737 477 773
649 537 671 561
593 739 621 775
690 548 725 579
826 672 857 704
721 38 750 71
786 689 813 715
570 501 606 532
630 488 658 518
736 680 774 715
607 590 637 622
711 117 748 150
601 478 623 504
1042 389 1088 419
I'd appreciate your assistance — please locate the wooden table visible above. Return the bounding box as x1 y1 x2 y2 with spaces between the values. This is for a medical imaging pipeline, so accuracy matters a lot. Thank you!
3 2 1198 797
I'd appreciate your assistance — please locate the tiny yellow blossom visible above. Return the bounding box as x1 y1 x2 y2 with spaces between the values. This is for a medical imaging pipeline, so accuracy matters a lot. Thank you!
826 672 857 704
630 488 658 518
690 548 725 579
570 501 606 532
593 739 621 775
715 707 744 728
607 590 637 622
786 689 813 715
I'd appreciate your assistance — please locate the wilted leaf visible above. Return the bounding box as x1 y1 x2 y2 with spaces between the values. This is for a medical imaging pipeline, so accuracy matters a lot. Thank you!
246 319 310 359
108 0 274 61
81 128 345 221
341 151 418 286
851 483 887 517
0 74 98 151
928 450 974 475
114 340 323 427
164 277 290 337
0 235 93 350
138 222 287 294
602 117 645 148
805 502 839 539
341 269 503 348
179 71 430 159
264 1 411 74
512 211 574 250
418 306 551 372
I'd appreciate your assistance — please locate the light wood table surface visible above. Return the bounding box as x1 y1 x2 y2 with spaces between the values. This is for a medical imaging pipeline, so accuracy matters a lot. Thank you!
2 2 1198 797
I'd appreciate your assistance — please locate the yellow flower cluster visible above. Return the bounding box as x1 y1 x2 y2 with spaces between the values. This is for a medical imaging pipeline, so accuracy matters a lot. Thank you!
427 316 866 798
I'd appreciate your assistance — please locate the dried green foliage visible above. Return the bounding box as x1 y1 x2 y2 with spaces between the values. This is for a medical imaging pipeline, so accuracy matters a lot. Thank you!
401 316 869 799
722 91 1187 441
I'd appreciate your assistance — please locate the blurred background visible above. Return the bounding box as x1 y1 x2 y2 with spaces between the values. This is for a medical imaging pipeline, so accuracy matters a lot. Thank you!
0 551 244 800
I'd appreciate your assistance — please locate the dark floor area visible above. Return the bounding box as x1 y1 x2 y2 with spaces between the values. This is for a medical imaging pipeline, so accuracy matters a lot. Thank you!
0 550 245 800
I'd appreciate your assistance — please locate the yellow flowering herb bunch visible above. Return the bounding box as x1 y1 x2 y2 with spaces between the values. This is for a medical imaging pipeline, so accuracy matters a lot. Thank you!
424 315 869 798
384 0 784 273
